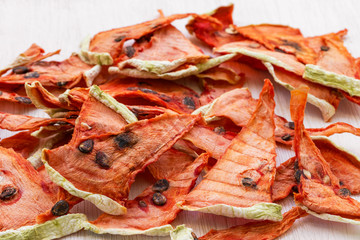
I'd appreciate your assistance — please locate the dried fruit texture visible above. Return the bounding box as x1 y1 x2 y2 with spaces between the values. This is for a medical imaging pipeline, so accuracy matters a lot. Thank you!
0 147 58 231
89 13 193 60
265 64 340 121
122 25 208 64
186 4 244 48
0 87 33 105
235 24 317 64
88 153 208 233
272 157 297 202
313 137 360 195
71 95 128 141
128 105 175 120
199 207 307 240
290 87 360 221
147 148 195 180
0 55 92 88
179 80 278 215
0 112 74 131
308 122 360 137
183 125 232 160
0 44 60 76
198 88 294 145
100 78 201 113
0 132 40 159
43 113 200 211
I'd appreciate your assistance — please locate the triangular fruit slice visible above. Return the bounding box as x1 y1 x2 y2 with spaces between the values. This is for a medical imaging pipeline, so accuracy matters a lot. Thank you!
42 113 200 215
178 79 282 221
0 147 86 239
85 153 208 237
290 87 360 224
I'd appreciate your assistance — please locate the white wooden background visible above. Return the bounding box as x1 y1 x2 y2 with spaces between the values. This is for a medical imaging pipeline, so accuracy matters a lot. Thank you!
1 0 360 239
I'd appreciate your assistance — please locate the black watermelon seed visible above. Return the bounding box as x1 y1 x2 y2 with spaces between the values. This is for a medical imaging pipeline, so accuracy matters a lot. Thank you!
183 96 196 110
275 48 286 53
241 177 257 189
295 169 303 183
51 200 69 216
339 181 344 186
138 200 147 208
281 134 292 141
339 188 351 197
292 185 299 193
284 121 295 130
191 232 199 240
24 71 40 79
213 126 226 135
114 132 138 149
152 179 170 192
57 81 68 87
95 151 110 169
15 96 32 104
152 192 167 206
125 46 135 58
139 88 158 94
13 66 30 74
78 139 94 153
0 187 17 200
114 35 126 42
320 45 330 51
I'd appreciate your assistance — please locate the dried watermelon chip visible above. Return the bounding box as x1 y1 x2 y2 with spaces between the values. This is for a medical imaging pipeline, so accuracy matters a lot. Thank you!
178 80 282 221
194 88 295 145
186 4 244 48
43 113 201 215
0 44 60 76
85 153 208 237
272 157 297 202
0 86 33 105
0 112 74 132
195 207 307 240
0 147 58 231
0 131 40 159
290 87 360 224
86 13 193 63
0 55 92 88
265 62 340 121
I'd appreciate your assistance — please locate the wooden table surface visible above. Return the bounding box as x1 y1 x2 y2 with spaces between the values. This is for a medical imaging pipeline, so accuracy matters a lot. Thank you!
1 0 360 239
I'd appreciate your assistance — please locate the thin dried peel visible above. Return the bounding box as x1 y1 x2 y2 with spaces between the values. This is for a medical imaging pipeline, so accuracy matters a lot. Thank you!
0 214 87 240
79 35 113 65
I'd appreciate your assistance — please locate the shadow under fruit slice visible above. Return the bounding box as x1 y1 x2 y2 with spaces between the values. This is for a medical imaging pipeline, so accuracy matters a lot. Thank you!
42 113 200 215
178 80 282 221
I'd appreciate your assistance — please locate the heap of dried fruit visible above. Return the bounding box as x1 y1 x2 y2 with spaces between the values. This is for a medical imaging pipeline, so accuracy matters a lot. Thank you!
1 4 360 240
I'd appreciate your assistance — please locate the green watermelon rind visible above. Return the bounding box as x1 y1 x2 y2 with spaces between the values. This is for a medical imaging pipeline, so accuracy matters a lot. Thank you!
78 35 113 66
0 214 87 240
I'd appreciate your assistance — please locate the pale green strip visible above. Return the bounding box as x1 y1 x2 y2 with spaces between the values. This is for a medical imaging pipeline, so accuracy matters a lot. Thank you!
215 47 304 75
42 150 127 215
78 35 113 65
118 58 188 74
178 202 283 221
0 214 87 240
170 225 195 240
264 62 335 121
110 54 236 80
89 85 138 124
304 64 360 97
299 205 360 225
83 64 101 87
84 222 173 236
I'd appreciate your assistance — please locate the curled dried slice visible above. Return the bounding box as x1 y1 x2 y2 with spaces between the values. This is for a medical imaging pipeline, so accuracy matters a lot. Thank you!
0 55 92 88
193 88 295 145
0 132 40 159
291 87 360 224
0 44 60 76
43 113 200 215
178 80 282 221
0 87 33 105
265 62 340 121
85 153 208 237
272 157 297 202
87 13 193 62
0 112 74 131
186 4 244 48
196 207 307 240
